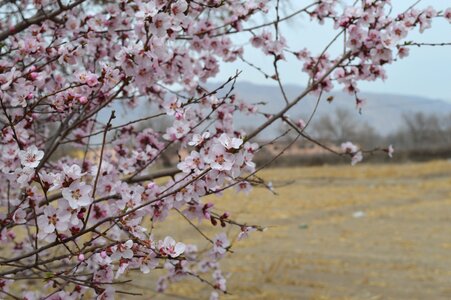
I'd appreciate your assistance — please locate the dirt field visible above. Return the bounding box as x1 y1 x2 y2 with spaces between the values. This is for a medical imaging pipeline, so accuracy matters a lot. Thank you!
130 160 451 300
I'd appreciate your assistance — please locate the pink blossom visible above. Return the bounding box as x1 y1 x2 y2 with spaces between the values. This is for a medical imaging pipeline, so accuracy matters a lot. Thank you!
351 151 363 166
76 71 98 87
78 96 88 104
14 167 35 186
63 164 85 181
238 226 257 241
445 8 451 23
391 23 408 40
397 46 410 59
62 181 93 209
295 119 306 130
188 132 210 147
12 79 34 107
37 206 71 238
356 98 365 112
183 202 213 223
163 121 190 141
139 252 159 274
210 292 219 300
18 145 44 168
212 269 227 291
149 13 171 37
177 151 205 173
204 144 235 171
212 233 230 255
136 2 158 19
235 181 252 194
171 0 188 17
218 133 243 150
12 207 27 224
387 144 394 158
163 97 182 116
341 142 359 154
0 67 17 90
158 236 185 258
111 240 134 260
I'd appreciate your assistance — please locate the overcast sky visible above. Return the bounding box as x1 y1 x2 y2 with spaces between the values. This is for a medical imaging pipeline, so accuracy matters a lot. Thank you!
215 1 451 103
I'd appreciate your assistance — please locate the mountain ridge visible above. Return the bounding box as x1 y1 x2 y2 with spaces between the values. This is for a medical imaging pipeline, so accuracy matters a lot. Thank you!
221 81 451 137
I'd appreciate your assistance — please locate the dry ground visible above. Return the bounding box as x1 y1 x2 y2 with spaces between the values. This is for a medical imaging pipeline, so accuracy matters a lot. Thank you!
130 160 451 299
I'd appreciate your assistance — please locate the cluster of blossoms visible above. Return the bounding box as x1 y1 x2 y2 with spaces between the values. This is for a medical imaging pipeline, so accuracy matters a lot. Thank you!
0 0 449 299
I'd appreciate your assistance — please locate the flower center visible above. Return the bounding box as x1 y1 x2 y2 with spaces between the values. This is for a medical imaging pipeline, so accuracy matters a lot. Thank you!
215 154 225 164
71 189 82 200
48 214 58 225
26 154 36 163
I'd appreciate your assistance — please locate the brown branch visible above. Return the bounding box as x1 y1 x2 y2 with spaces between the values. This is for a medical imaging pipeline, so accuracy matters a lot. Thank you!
0 0 87 42
244 51 352 142
84 110 116 229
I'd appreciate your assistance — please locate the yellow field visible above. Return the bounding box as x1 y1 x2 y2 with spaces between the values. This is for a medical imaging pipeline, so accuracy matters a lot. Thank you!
125 160 451 300
6 160 449 298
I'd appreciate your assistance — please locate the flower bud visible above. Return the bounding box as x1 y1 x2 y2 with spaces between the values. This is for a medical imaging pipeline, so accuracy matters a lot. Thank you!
79 96 88 104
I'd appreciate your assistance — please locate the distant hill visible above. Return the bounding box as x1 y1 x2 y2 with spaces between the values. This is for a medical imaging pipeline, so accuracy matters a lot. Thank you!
100 81 451 141
224 82 451 138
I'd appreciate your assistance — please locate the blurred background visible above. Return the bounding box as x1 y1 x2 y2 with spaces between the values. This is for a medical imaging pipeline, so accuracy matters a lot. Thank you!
94 2 451 299
142 2 451 298
138 161 451 300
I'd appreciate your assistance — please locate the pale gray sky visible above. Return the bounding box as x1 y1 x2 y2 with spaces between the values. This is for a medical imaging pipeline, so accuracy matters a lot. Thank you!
216 1 451 103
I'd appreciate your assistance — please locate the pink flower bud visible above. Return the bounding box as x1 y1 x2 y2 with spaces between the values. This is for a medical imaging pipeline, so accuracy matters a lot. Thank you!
86 75 98 87
100 251 107 258
79 96 88 104
175 111 184 120
295 119 306 129
30 72 39 80
78 254 85 262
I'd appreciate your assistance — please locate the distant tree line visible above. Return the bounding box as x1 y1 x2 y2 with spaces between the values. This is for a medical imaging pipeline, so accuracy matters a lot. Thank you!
262 108 451 166
311 108 451 151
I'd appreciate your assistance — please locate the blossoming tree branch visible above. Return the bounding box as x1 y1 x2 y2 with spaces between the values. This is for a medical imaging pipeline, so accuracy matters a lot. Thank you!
0 0 449 299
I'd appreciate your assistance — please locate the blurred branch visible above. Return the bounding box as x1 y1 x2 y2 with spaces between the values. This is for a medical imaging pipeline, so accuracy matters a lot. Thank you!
0 0 86 42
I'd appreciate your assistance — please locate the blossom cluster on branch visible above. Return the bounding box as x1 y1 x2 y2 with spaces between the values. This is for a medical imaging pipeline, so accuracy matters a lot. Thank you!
0 0 449 299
